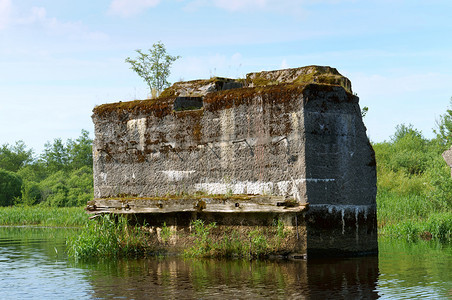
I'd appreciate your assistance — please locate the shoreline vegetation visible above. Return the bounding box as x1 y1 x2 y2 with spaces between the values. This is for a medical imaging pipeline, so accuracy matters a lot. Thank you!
0 193 449 241
1 200 449 260
0 206 88 227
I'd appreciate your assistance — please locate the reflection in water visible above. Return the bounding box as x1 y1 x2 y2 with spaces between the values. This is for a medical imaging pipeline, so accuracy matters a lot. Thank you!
306 257 379 299
0 227 450 299
80 256 379 299
83 258 310 299
0 227 92 299
377 238 452 299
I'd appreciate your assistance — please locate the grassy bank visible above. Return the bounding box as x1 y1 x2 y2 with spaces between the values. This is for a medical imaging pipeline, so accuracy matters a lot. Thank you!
374 125 452 242
0 206 89 227
0 190 450 249
377 191 451 241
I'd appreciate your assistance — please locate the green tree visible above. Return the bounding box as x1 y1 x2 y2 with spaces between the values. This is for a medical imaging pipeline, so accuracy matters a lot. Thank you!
21 180 42 205
17 163 48 183
434 97 452 147
41 138 69 173
0 141 34 172
0 169 22 206
125 41 180 97
39 170 69 207
388 124 433 175
391 124 423 143
40 130 93 173
38 167 93 207
67 129 93 170
66 166 93 206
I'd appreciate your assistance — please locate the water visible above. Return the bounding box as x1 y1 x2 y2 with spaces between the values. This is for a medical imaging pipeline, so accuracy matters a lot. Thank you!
0 227 450 299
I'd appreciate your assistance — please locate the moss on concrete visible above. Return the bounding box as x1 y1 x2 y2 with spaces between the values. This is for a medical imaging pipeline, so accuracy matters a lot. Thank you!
92 66 354 119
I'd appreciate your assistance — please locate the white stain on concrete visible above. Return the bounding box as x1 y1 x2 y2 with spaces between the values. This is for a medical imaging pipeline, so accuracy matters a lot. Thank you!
127 118 146 150
276 180 290 195
100 172 107 183
311 204 374 236
291 178 301 202
311 204 373 213
341 209 345 234
219 108 234 169
195 177 335 197
291 112 299 132
161 170 196 181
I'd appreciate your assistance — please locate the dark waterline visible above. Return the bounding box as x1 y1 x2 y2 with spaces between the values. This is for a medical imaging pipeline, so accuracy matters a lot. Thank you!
0 227 450 299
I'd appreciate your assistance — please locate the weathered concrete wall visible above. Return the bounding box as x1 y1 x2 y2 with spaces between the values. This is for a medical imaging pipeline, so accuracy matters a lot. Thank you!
92 85 309 201
90 66 377 257
301 86 377 256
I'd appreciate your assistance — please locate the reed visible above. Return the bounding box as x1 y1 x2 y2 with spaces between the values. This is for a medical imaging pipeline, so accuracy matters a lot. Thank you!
377 190 452 241
379 212 451 242
0 206 88 227
67 214 154 260
183 219 289 259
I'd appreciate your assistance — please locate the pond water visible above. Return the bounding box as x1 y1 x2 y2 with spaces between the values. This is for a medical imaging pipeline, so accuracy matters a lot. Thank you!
0 227 450 299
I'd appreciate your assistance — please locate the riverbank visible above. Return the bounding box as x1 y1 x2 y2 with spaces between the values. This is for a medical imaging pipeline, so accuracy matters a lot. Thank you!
0 206 89 227
376 190 451 241
0 201 450 241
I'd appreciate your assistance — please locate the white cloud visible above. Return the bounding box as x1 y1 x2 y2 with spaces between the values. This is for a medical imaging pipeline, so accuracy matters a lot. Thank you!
0 0 12 30
231 52 242 62
184 0 269 12
184 0 310 15
16 6 108 41
18 6 46 24
212 0 267 11
108 0 161 17
183 0 358 16
280 59 289 69
172 53 247 80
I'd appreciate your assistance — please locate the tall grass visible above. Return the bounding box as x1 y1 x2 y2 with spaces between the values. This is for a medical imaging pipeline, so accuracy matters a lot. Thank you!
376 182 452 242
379 212 451 242
377 190 436 227
184 219 290 259
0 206 88 227
67 214 154 260
375 144 452 242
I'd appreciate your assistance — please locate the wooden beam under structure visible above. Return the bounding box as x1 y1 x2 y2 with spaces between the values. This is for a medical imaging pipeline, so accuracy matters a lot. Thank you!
87 195 309 215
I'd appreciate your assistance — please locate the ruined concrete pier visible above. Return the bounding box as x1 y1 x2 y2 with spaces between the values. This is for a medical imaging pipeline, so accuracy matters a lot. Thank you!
88 65 378 258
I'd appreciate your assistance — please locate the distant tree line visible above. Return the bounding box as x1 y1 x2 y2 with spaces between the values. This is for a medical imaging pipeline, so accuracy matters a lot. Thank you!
0 130 93 207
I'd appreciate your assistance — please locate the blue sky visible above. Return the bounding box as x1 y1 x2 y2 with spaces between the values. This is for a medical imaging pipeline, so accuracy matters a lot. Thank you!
1 0 451 154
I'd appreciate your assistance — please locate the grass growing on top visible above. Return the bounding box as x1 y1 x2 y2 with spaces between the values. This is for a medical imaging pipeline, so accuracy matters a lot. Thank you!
0 206 88 227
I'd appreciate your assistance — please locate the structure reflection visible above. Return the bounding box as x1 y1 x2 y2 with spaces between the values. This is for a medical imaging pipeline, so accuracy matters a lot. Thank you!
84 256 379 299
